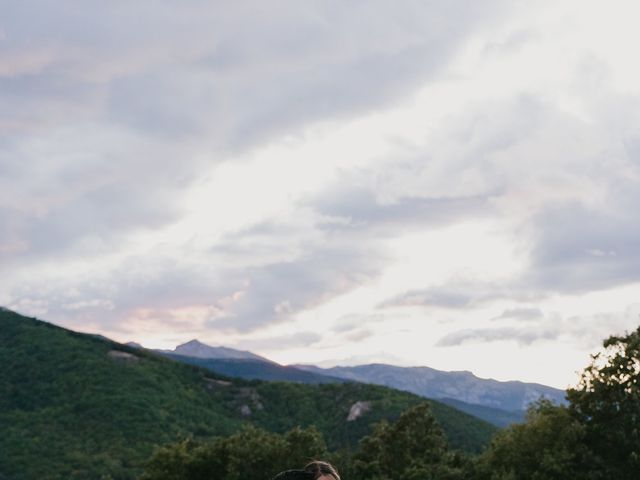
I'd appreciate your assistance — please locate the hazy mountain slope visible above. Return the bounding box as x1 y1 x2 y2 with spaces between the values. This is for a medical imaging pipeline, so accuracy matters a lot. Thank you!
437 398 526 427
295 363 567 412
162 353 347 384
0 309 497 480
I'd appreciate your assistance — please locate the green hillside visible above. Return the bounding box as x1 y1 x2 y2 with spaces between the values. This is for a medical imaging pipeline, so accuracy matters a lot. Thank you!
438 398 526 427
0 309 497 480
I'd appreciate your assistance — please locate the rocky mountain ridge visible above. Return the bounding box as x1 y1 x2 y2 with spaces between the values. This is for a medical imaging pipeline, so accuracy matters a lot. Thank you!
293 363 567 412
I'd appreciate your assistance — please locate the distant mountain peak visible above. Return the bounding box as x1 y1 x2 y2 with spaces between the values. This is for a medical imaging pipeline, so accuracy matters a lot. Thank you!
172 339 274 363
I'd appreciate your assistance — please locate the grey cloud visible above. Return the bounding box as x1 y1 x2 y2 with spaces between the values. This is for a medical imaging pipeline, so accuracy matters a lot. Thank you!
0 0 510 268
378 280 542 310
210 220 320 266
436 326 559 347
10 0 640 346
437 305 640 350
0 134 192 264
20 185 180 259
311 186 496 234
2 1 511 143
381 175 640 313
209 240 384 332
332 313 388 333
526 190 640 294
491 308 544 322
102 1 511 146
344 329 374 342
379 184 640 313
381 287 477 309
564 306 640 350
4 195 388 335
5 254 245 335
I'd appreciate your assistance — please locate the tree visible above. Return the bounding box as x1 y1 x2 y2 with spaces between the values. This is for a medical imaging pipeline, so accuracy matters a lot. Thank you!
140 425 328 480
477 400 588 480
566 326 640 479
351 403 466 480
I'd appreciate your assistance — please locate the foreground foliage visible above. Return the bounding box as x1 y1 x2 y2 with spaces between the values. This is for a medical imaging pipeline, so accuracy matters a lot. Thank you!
142 403 468 480
567 326 640 479
351 404 469 480
141 425 328 480
477 401 588 479
478 326 640 480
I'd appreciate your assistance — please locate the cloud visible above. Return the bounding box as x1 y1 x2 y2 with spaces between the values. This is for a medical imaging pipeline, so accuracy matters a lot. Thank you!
526 192 640 294
209 240 385 332
343 328 375 342
0 0 512 277
237 331 322 352
3 211 391 335
491 307 544 322
437 304 640 349
1 1 510 142
381 286 478 309
4 255 238 334
379 280 542 310
310 185 496 234
436 326 559 347
332 314 389 333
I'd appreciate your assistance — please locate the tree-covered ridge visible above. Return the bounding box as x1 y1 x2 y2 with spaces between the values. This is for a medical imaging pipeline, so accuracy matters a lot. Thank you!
0 310 241 480
142 326 640 480
162 354 529 428
0 309 496 480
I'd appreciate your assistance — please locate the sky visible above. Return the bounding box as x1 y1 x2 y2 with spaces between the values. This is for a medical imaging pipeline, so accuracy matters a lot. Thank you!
2 1 640 389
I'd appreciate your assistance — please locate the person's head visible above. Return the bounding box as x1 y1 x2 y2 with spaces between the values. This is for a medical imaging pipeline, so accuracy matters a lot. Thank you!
303 461 340 480
271 461 340 480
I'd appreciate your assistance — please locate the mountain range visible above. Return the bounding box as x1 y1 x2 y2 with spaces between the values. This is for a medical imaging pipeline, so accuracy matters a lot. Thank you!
140 339 566 427
294 364 566 412
0 308 496 480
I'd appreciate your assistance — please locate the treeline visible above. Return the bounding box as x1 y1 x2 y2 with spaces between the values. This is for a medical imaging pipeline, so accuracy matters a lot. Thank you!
141 327 640 480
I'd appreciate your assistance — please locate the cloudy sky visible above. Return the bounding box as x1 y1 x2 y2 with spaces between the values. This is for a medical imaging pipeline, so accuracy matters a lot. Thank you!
3 1 640 388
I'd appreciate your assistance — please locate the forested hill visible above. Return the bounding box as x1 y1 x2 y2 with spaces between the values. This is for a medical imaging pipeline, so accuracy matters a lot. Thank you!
0 309 497 480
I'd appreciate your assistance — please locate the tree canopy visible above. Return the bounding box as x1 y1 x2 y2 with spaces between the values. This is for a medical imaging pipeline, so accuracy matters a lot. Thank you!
566 326 640 479
480 325 640 480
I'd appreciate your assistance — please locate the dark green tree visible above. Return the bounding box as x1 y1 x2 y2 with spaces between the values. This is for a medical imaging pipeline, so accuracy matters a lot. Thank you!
476 400 588 480
567 326 640 479
140 425 328 480
478 326 640 480
351 403 466 480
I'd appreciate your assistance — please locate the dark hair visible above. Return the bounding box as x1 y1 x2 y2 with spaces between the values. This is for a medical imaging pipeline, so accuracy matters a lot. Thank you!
303 461 341 480
271 470 315 480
